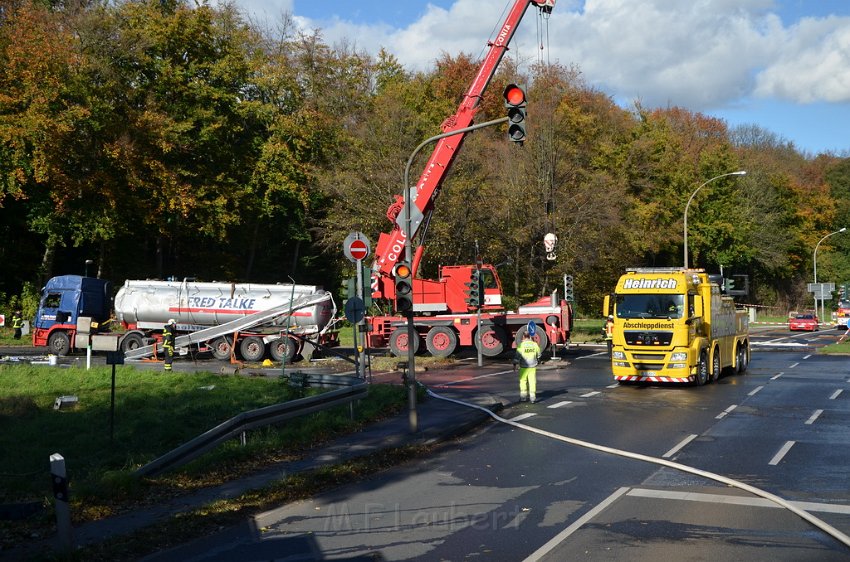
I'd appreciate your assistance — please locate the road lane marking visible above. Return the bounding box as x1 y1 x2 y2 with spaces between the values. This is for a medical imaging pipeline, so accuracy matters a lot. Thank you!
522 487 630 562
436 370 513 387
547 401 573 409
830 389 843 400
805 409 823 425
769 441 795 465
663 434 698 458
606 383 619 389
581 391 600 398
771 372 783 380
748 386 764 396
427 388 850 549
510 413 537 422
803 354 812 360
627 488 850 515
716 404 737 419
789 362 799 368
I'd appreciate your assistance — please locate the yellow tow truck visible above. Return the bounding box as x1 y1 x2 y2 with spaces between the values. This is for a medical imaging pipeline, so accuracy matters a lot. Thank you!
603 268 749 385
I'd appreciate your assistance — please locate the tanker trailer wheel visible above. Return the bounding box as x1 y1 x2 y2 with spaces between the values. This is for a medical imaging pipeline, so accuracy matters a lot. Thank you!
210 337 233 361
476 325 507 357
239 336 266 362
513 324 549 352
269 336 298 363
389 328 420 357
695 352 709 386
47 331 70 356
120 333 144 353
425 326 458 358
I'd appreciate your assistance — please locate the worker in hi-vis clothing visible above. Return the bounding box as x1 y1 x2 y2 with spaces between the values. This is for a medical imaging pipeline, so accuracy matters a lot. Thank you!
514 326 541 403
163 319 176 372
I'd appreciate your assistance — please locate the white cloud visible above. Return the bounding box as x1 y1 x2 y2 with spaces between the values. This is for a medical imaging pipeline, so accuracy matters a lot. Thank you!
249 0 850 111
754 15 850 103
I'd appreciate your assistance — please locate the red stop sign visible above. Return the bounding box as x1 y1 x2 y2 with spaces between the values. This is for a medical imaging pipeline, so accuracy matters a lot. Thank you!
349 239 368 261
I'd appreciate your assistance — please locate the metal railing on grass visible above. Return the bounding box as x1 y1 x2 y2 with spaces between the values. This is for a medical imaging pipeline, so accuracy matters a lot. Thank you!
135 376 367 477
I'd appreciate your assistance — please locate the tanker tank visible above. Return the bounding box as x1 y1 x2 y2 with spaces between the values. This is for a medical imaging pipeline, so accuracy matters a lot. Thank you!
114 279 333 333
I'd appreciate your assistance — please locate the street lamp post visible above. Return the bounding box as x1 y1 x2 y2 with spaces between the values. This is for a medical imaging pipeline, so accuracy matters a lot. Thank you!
813 227 847 323
683 170 747 268
84 259 94 277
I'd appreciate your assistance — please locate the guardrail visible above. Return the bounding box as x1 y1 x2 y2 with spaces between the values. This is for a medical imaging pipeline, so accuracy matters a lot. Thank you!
135 376 367 477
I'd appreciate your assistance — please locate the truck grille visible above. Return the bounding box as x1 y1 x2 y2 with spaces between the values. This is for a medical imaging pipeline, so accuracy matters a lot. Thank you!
624 331 673 346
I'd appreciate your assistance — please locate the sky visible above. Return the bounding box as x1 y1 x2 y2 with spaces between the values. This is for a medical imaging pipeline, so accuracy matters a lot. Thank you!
228 0 850 156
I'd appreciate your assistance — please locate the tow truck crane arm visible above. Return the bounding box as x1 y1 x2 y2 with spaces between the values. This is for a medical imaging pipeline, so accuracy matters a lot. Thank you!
372 0 555 290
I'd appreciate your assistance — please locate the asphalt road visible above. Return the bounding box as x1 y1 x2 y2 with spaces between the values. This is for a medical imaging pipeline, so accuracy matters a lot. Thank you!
133 325 850 561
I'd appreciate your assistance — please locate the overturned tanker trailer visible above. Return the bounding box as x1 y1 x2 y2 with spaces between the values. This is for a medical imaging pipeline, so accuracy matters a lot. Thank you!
114 279 337 362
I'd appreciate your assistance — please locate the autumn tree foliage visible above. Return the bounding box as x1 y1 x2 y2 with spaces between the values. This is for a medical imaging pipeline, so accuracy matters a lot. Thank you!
0 0 848 315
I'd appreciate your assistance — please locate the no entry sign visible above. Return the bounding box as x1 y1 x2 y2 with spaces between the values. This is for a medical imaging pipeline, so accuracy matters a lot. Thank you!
343 232 371 263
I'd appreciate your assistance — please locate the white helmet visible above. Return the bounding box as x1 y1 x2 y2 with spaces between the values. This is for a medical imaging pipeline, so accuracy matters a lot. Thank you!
168 318 176 325
608 315 614 320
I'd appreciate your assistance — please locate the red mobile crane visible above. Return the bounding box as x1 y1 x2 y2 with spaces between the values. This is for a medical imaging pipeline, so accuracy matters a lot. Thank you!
367 0 573 358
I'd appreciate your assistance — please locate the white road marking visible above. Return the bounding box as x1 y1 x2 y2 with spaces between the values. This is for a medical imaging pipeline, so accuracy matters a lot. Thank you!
581 391 601 398
716 404 737 419
436 370 513 387
771 372 784 380
547 401 573 409
803 354 812 360
748 386 764 396
789 362 799 369
805 409 823 425
522 487 630 562
606 383 620 389
769 441 796 466
627 488 850 515
830 389 843 400
663 434 698 458
510 413 537 422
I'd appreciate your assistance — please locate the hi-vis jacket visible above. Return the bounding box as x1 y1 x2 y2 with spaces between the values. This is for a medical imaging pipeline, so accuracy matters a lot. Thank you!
515 340 540 368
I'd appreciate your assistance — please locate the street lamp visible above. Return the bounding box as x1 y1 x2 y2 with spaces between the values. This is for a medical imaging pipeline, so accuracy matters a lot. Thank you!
84 259 94 277
813 227 846 323
683 170 747 268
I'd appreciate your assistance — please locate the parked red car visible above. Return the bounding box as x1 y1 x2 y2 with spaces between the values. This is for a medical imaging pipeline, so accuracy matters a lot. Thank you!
789 314 819 331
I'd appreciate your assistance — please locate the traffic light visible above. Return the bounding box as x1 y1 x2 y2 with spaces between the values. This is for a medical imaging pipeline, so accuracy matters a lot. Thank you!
393 262 414 313
503 83 527 144
464 269 482 310
565 275 574 302
724 278 735 293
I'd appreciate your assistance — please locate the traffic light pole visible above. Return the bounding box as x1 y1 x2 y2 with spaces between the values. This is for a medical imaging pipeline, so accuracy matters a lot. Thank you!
401 116 511 434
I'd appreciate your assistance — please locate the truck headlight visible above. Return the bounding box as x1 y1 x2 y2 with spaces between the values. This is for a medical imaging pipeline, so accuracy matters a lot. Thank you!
670 352 688 361
612 351 626 360
668 363 687 369
613 361 630 368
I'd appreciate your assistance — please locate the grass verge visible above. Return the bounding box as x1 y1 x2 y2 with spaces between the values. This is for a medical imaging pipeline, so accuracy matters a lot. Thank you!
0 363 408 553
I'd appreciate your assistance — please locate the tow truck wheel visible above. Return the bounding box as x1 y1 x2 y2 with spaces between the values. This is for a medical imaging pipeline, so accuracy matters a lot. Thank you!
389 328 420 357
210 337 233 361
239 336 266 362
47 331 71 356
695 352 709 386
711 350 721 382
269 336 298 363
476 325 507 357
736 345 748 374
426 327 458 358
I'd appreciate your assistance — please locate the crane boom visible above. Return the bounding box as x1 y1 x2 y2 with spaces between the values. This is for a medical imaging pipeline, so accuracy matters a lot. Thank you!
372 0 555 286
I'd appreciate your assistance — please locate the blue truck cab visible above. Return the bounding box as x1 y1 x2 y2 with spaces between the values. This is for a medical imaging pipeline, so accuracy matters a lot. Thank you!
32 275 113 355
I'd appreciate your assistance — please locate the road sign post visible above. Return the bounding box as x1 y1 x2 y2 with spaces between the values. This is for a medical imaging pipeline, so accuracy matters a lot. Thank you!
344 232 371 379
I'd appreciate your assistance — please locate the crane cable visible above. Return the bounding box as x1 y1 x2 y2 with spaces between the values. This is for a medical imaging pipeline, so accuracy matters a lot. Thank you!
425 385 850 550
